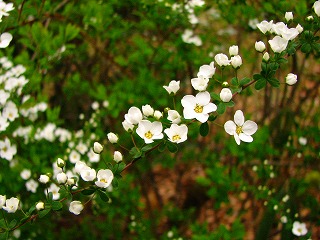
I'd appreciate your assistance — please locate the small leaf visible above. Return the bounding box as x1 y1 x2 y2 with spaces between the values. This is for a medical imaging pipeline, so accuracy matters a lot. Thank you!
81 188 96 196
97 190 110 202
199 122 209 137
158 141 166 152
112 178 119 189
217 102 226 115
38 208 51 218
0 220 6 229
27 205 36 215
231 77 238 86
255 79 267 90
129 147 142 159
47 192 53 203
141 143 155 152
225 100 235 107
8 219 17 229
301 43 312 53
0 231 9 240
253 73 262 81
166 142 178 153
268 78 280 88
239 77 250 86
116 162 126 173
208 115 217 122
211 93 220 101
51 201 63 211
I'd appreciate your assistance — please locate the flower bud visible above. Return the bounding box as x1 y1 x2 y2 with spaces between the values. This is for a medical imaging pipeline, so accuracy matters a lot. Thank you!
285 12 293 22
263 52 270 62
230 55 242 69
153 110 162 120
314 1 320 17
255 41 266 52
229 45 239 56
57 172 67 184
67 178 76 186
306 15 314 21
93 142 103 154
142 104 154 117
107 132 118 143
222 81 229 87
36 201 45 211
219 88 233 102
39 175 50 184
57 158 65 168
296 24 303 33
214 53 230 67
113 151 123 163
285 73 298 85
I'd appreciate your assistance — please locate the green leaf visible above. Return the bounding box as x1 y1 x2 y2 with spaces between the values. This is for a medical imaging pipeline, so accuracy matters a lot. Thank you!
208 115 217 122
141 143 156 152
231 77 238 86
166 142 178 153
255 79 267 90
51 201 63 211
47 192 53 203
225 100 235 107
97 190 110 202
116 162 126 173
0 220 6 229
112 178 119 189
301 43 312 53
65 24 80 41
27 205 36 215
129 147 142 159
217 102 226 115
268 78 280 88
8 219 17 229
253 74 262 81
38 208 51 218
158 141 166 152
0 231 9 240
211 93 221 101
199 122 209 137
81 188 96 196
239 77 250 86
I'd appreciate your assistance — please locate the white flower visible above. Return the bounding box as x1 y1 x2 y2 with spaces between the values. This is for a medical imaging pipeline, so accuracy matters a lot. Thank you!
230 55 242 68
298 137 307 145
0 32 12 48
142 104 154 117
181 91 217 123
220 88 233 102
0 2 14 19
292 221 307 236
182 29 202 46
167 110 181 124
0 116 9 132
314 0 320 17
75 141 88 155
2 197 19 213
80 166 96 182
36 201 45 211
20 169 31 180
87 149 100 163
285 12 293 22
197 61 216 78
56 158 65 168
69 201 84 215
0 195 6 208
296 24 303 33
93 142 103 154
107 132 118 143
164 124 188 143
272 22 287 35
57 172 67 184
2 101 18 121
74 161 87 174
124 106 143 125
224 110 258 145
256 20 273 34
25 179 38 193
47 184 60 200
214 53 230 67
153 110 162 120
285 73 297 85
281 27 299 41
39 174 50 184
191 75 209 91
263 52 270 61
91 101 99 110
122 119 134 132
136 120 163 144
95 169 114 188
163 80 180 95
229 45 239 56
113 151 123 163
69 150 80 164
268 36 288 53
255 41 266 52
280 216 288 223
0 137 17 161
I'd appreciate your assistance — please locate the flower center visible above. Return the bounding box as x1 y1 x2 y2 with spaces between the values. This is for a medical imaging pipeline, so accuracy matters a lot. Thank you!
194 104 203 113
172 135 181 141
236 126 242 135
100 178 107 183
145 131 153 139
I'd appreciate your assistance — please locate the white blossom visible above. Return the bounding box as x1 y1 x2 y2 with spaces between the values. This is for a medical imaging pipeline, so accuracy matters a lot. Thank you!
285 73 297 85
167 110 181 124
0 195 6 208
164 124 188 143
214 53 230 67
268 36 288 53
191 75 209 91
229 45 239 56
136 120 163 144
107 132 118 143
26 179 38 193
2 197 19 213
69 201 84 215
142 104 154 117
20 169 31 180
197 61 216 78
80 166 96 182
257 20 273 34
39 174 50 184
113 151 123 163
36 201 45 211
255 41 266 52
0 32 12 48
163 80 180 95
230 55 242 68
95 169 114 188
314 0 320 17
93 142 103 154
220 88 233 102
292 221 307 236
125 106 143 125
57 172 67 184
285 12 293 22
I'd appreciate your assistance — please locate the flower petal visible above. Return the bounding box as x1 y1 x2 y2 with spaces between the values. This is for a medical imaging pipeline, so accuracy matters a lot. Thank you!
196 91 210 105
234 110 244 126
242 120 258 135
203 102 217 114
239 133 253 142
234 134 241 145
181 95 196 107
224 120 236 135
196 113 209 123
183 108 196 120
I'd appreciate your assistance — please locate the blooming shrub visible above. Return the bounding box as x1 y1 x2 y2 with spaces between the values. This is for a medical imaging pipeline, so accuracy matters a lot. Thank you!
0 0 319 239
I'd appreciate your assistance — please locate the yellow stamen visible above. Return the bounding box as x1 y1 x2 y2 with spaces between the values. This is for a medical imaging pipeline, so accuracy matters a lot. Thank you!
172 135 181 141
145 131 153 139
236 125 242 135
194 104 203 113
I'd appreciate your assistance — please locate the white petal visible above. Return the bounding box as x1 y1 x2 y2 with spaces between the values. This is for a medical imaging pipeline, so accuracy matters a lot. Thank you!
234 110 244 126
234 134 241 145
196 113 209 123
152 121 163 134
196 91 210 105
239 133 253 142
242 120 258 135
181 95 196 107
203 102 217 114
224 121 236 135
183 108 196 120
